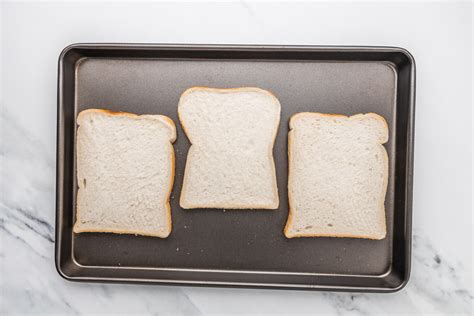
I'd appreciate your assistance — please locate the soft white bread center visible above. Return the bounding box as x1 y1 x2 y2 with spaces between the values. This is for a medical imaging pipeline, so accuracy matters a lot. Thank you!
178 88 280 209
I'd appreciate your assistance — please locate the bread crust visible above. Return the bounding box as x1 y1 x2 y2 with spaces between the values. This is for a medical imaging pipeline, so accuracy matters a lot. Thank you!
284 112 388 240
178 87 280 209
73 109 176 238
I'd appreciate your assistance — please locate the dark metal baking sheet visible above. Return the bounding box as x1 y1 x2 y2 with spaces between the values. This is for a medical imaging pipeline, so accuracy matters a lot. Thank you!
56 44 415 292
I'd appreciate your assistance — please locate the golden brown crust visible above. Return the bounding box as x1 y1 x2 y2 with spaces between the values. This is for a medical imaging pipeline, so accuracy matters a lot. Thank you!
77 108 140 121
178 87 280 210
164 139 175 236
283 123 295 237
178 86 280 103
285 232 386 240
72 226 170 237
290 111 348 122
179 203 278 210
74 108 177 238
284 111 389 240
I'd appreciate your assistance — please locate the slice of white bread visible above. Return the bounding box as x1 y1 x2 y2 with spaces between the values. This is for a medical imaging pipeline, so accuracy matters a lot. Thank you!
73 109 176 238
285 112 389 240
178 87 280 209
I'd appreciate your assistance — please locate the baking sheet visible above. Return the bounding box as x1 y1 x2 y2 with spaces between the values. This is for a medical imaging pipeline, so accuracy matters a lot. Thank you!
56 44 415 291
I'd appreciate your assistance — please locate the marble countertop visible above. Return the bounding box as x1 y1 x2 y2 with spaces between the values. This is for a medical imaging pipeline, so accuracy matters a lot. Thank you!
1 2 472 315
